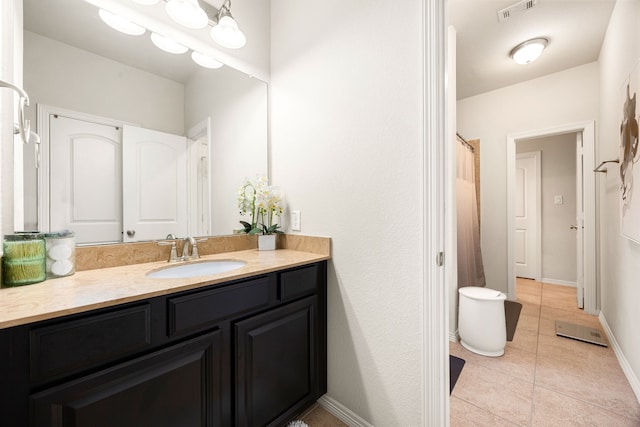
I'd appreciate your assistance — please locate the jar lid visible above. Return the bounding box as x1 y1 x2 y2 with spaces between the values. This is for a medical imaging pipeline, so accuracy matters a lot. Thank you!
5 232 44 241
44 230 75 238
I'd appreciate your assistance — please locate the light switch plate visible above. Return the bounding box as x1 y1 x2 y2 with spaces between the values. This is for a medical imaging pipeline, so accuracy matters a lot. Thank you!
291 210 301 231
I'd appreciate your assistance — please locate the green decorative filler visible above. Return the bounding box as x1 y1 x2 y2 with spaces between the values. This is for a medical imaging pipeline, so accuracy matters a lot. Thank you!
2 233 46 287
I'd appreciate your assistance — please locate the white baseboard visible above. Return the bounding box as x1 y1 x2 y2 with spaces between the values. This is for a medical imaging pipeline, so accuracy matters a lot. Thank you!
540 278 576 287
449 331 458 342
598 312 640 403
317 395 373 427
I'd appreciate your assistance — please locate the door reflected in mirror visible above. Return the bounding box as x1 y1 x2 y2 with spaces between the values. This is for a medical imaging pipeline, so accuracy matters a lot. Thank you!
21 0 268 245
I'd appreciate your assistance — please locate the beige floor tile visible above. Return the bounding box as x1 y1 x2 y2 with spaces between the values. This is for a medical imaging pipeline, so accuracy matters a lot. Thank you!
300 405 349 427
516 292 542 306
451 396 519 426
520 301 541 317
450 280 640 426
452 363 534 426
451 341 536 382
517 278 542 293
535 347 640 421
506 327 538 354
532 386 640 427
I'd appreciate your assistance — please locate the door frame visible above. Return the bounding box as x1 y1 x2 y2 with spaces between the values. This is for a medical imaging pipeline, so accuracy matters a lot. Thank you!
506 121 597 315
515 150 542 282
36 104 127 233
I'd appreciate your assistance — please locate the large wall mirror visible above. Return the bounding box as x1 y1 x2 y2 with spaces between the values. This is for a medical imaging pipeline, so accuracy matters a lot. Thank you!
20 0 267 245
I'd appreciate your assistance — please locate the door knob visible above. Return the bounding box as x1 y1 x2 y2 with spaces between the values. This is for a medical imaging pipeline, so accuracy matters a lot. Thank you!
569 225 578 230
126 230 136 237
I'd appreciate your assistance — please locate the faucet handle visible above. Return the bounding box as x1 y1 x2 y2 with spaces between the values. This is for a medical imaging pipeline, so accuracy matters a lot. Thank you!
190 238 208 260
158 241 180 263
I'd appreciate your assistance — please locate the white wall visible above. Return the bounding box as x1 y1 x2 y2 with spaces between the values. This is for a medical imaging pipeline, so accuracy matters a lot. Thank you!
457 63 599 293
184 67 268 236
270 0 425 424
24 31 184 135
517 133 577 285
598 0 640 392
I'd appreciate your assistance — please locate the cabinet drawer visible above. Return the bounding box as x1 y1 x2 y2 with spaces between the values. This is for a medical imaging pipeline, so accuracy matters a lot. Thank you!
168 276 271 336
30 305 151 384
278 264 318 301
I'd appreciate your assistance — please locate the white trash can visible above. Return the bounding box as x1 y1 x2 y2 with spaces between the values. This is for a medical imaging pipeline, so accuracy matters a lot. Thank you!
458 286 507 357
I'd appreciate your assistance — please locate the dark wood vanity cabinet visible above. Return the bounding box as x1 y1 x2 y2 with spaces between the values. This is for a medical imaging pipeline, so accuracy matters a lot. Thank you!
0 261 327 427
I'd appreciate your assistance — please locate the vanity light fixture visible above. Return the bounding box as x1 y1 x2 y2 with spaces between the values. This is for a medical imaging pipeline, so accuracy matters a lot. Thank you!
510 37 549 65
165 0 209 30
210 0 246 49
150 32 189 54
191 51 224 69
98 8 146 36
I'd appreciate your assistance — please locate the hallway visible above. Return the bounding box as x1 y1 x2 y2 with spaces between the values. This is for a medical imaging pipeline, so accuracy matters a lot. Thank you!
450 279 640 426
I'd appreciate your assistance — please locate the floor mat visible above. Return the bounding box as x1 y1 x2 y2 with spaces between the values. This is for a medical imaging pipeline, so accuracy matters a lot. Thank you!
505 300 523 341
450 355 465 394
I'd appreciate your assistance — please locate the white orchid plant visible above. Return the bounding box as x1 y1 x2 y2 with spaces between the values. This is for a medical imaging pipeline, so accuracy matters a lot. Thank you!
237 175 285 235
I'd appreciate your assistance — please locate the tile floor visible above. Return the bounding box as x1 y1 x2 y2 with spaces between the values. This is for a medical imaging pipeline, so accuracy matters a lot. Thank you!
298 404 348 426
450 278 640 426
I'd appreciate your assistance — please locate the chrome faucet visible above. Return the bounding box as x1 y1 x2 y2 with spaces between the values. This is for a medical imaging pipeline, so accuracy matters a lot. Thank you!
158 236 206 263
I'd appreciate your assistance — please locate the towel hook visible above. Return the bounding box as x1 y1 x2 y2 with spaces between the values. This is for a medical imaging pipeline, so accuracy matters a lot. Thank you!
593 158 619 173
0 78 40 145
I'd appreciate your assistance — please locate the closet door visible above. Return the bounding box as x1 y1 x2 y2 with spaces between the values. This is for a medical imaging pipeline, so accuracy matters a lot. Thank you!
122 125 188 242
49 115 122 244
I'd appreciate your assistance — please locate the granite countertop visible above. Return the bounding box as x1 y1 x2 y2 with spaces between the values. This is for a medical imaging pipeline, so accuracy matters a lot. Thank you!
0 248 329 329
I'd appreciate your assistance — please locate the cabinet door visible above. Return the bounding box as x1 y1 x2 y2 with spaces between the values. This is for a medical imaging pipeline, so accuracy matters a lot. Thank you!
235 297 318 427
30 330 225 427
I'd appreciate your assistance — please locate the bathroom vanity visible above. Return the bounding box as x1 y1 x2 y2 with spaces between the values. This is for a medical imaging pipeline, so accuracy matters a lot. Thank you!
0 248 328 426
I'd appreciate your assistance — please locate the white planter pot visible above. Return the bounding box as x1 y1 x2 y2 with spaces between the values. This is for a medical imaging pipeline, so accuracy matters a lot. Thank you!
258 234 277 251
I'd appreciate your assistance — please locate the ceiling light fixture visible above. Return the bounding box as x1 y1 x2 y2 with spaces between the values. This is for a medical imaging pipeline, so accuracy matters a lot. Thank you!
98 9 146 36
165 0 209 29
510 37 549 65
150 32 189 54
191 51 224 69
210 0 246 49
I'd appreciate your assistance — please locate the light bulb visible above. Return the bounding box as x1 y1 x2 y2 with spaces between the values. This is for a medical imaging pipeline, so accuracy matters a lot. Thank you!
98 9 145 36
191 51 224 69
211 15 246 49
510 38 548 65
150 33 188 54
165 0 209 30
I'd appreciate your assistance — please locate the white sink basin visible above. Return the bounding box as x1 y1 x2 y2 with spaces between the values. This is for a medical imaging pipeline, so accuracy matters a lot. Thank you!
146 260 247 279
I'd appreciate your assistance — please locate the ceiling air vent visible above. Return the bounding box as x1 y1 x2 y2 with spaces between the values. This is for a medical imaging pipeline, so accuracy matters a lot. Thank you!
497 0 538 22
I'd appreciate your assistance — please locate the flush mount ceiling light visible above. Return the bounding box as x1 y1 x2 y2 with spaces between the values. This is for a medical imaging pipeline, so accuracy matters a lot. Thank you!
191 51 224 69
98 9 146 36
210 0 246 49
510 37 549 65
165 0 209 29
150 32 189 54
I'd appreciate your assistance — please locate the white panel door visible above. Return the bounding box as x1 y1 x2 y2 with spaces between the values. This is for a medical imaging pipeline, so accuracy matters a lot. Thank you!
49 116 122 244
122 125 188 242
515 153 540 279
575 133 585 308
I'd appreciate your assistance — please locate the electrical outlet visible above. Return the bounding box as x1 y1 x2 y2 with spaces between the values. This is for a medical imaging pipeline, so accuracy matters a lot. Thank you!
554 195 563 205
291 210 301 231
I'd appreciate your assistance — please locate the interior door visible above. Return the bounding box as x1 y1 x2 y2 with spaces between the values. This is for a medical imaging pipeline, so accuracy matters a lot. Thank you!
514 152 540 280
122 125 188 242
575 133 585 308
49 115 122 244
